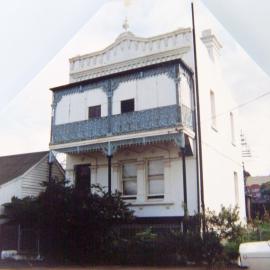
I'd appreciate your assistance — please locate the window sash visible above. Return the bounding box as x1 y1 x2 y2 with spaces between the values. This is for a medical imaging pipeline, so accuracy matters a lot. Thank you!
122 163 137 196
122 178 137 196
147 159 164 197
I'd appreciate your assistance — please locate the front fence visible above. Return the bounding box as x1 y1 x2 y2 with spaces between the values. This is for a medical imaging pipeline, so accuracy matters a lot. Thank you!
0 224 39 255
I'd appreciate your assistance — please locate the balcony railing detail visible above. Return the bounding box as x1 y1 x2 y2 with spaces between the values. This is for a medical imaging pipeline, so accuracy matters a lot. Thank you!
51 105 193 145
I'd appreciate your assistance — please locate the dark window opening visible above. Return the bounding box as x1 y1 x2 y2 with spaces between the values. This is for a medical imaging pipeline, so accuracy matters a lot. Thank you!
121 99 134 114
75 164 91 193
88 105 101 119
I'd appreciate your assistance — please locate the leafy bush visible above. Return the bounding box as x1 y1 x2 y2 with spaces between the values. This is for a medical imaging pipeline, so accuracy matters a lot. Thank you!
2 186 247 266
223 240 239 261
203 205 247 264
205 205 244 242
2 179 134 263
202 231 224 265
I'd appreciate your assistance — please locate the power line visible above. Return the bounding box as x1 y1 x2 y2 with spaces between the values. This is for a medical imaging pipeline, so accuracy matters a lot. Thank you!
212 90 270 121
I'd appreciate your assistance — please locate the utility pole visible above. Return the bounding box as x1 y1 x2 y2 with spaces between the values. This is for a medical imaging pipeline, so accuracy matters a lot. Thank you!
191 1 206 234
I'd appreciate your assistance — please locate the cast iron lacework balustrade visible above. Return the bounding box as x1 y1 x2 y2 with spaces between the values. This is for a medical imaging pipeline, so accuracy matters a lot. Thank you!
51 105 194 145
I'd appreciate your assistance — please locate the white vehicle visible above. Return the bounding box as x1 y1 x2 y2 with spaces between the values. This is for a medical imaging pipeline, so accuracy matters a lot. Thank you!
238 241 270 269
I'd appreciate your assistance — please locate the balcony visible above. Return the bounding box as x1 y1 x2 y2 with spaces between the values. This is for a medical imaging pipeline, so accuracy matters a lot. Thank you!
51 104 193 145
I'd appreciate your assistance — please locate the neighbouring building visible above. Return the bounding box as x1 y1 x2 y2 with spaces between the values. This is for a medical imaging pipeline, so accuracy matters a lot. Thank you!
246 175 270 218
0 151 64 253
49 25 246 225
0 151 64 213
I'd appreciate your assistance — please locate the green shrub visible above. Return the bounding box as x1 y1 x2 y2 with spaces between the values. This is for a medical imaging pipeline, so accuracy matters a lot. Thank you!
2 179 134 263
205 205 244 242
223 240 239 261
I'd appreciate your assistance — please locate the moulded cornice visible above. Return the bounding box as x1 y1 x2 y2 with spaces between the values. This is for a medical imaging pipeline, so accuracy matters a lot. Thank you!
70 47 191 82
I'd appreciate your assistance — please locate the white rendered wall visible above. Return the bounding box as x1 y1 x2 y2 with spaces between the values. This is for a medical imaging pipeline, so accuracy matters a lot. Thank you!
65 142 198 218
195 32 246 219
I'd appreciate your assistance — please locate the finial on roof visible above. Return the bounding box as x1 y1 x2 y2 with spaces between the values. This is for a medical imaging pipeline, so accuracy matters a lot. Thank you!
122 17 129 32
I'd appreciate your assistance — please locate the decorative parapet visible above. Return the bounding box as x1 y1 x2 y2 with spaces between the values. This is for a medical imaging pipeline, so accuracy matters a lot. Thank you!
51 105 193 145
69 28 192 82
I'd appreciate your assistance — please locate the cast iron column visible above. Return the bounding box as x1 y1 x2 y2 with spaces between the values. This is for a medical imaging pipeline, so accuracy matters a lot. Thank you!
107 155 112 196
181 146 188 233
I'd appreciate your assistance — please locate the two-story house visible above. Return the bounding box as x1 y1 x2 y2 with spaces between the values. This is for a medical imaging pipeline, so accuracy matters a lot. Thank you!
49 26 246 224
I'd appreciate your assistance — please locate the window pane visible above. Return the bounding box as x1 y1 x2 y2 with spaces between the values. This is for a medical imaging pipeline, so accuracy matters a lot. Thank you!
89 105 101 119
149 179 164 195
123 163 137 177
148 159 164 176
123 180 137 195
121 99 134 113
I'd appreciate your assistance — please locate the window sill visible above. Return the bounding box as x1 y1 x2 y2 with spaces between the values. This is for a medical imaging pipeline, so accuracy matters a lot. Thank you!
122 196 137 201
130 201 174 207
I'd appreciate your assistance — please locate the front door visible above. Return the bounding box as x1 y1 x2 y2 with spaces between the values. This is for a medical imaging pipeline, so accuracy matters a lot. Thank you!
74 164 91 194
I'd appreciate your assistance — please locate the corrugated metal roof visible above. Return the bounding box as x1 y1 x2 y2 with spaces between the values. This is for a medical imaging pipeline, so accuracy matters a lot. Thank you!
0 151 48 185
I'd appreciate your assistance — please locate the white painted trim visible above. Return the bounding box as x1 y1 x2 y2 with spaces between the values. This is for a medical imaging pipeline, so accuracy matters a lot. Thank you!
130 201 174 206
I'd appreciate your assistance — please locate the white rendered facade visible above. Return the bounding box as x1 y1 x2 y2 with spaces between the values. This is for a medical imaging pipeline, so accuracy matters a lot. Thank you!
49 28 246 222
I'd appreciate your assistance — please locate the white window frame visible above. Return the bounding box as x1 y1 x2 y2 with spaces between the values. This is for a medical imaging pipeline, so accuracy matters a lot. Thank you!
210 90 217 130
121 161 137 199
230 112 236 145
147 158 165 199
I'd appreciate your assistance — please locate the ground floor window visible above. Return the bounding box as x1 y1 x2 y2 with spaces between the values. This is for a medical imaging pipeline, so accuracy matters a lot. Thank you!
122 162 137 199
147 159 164 199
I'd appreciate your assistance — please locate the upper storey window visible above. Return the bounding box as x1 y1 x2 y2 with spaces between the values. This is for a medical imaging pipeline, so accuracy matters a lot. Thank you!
121 99 134 114
230 112 236 145
210 90 217 130
88 105 101 119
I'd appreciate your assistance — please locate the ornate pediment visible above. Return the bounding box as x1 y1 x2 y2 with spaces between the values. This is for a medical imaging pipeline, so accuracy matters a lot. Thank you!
69 28 192 82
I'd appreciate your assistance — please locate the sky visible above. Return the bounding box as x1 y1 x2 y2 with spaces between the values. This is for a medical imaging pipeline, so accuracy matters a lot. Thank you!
0 0 269 176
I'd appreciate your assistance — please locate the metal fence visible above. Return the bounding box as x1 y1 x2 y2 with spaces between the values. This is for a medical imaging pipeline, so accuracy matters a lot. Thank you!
0 224 39 255
243 227 270 242
114 223 183 240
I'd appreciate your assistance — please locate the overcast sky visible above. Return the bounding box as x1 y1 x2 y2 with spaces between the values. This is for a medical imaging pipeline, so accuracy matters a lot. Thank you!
0 0 269 176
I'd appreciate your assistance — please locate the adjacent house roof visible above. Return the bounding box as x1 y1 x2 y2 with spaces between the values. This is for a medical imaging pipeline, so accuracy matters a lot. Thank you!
247 176 270 186
0 151 49 185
